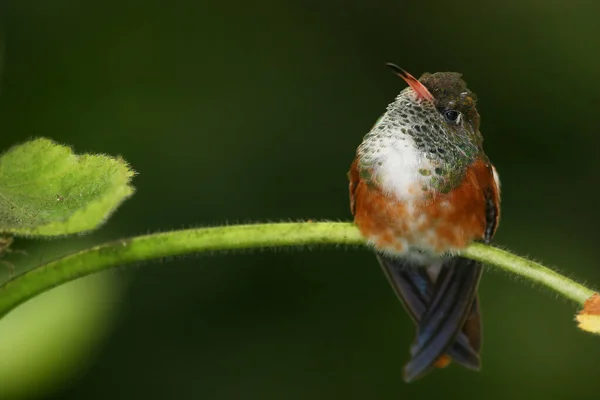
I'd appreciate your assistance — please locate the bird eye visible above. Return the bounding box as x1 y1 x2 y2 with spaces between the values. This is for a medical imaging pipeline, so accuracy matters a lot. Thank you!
443 109 460 122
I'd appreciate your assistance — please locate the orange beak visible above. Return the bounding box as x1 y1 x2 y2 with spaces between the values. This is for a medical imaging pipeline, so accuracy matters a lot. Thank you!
385 63 434 102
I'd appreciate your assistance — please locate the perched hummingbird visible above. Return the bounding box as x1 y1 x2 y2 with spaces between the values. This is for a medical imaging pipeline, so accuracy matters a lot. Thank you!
348 64 500 382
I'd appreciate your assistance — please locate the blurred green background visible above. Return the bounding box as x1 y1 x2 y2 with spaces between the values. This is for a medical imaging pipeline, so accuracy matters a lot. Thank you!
1 0 600 399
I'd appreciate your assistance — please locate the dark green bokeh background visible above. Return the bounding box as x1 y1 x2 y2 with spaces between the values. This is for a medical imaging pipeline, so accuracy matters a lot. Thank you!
2 1 600 399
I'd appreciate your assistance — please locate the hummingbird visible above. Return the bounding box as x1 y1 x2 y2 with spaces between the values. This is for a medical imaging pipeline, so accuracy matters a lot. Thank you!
348 64 500 382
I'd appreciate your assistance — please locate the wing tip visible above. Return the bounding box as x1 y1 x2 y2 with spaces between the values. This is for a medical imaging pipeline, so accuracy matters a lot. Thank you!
402 359 433 383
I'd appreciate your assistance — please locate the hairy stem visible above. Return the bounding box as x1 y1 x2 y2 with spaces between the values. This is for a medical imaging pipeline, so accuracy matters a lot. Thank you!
0 222 594 319
462 243 593 303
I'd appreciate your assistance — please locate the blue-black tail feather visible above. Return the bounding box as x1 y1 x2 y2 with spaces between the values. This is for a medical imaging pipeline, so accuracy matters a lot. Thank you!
405 257 482 381
377 254 482 382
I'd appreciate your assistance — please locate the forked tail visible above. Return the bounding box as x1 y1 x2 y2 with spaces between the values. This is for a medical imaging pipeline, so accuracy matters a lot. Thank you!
377 255 483 382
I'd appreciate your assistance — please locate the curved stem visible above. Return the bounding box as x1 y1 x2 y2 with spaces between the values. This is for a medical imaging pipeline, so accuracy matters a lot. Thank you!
0 222 594 319
462 243 593 303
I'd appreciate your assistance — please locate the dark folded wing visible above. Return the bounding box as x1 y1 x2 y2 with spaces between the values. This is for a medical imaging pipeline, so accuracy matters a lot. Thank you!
403 257 483 382
377 255 481 376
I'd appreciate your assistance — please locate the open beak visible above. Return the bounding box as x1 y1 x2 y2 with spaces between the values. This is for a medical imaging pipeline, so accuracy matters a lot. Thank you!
385 63 434 102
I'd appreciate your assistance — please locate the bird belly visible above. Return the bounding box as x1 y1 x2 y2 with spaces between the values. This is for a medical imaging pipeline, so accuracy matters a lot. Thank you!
352 162 489 260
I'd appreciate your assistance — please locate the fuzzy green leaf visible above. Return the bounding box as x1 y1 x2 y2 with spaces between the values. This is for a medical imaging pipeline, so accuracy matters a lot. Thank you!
0 138 135 236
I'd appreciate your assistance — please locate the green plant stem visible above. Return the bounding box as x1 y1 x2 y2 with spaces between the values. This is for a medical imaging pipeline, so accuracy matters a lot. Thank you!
0 222 594 319
462 243 593 303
